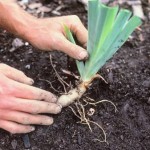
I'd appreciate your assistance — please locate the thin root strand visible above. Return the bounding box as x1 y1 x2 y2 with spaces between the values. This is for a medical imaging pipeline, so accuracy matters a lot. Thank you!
85 97 118 113
70 101 107 142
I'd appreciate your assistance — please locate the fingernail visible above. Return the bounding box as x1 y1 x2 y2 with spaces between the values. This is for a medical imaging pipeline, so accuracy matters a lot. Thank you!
56 104 62 113
30 126 35 131
28 78 34 85
45 118 53 125
79 51 88 60
83 43 87 49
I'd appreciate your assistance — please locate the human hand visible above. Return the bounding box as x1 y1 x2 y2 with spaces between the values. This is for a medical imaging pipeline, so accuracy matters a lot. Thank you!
25 15 88 60
0 64 61 134
0 1 88 60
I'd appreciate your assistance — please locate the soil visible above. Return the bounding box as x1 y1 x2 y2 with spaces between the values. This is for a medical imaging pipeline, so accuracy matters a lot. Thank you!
0 0 150 150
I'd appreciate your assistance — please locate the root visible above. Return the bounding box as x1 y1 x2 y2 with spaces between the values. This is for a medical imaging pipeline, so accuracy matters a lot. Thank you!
89 120 107 143
84 97 118 112
69 97 117 143
70 101 109 143
93 74 108 84
76 102 93 132
50 54 69 93
61 69 79 80
39 78 61 93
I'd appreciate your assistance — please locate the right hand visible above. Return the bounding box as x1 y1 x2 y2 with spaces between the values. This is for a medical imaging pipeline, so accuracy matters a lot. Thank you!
0 63 61 134
23 15 88 60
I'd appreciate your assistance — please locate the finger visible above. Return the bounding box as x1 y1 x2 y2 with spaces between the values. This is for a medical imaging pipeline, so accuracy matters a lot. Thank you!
68 16 88 46
55 35 88 60
0 110 53 125
6 79 57 102
0 120 35 134
0 96 62 114
83 42 87 49
0 64 34 85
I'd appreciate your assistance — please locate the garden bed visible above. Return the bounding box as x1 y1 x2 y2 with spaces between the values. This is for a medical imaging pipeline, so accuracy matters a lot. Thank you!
0 0 150 149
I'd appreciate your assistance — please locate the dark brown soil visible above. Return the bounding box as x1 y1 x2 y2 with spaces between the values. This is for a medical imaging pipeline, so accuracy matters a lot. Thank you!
0 0 150 150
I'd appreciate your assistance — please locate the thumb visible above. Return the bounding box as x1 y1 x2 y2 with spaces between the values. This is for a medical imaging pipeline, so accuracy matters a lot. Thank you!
55 36 88 60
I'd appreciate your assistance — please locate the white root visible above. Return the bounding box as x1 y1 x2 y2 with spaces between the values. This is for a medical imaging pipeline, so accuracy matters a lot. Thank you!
57 84 86 107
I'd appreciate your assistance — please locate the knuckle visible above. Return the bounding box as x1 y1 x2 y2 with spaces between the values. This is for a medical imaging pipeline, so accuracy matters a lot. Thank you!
51 36 63 49
69 45 76 53
74 25 81 33
22 116 30 124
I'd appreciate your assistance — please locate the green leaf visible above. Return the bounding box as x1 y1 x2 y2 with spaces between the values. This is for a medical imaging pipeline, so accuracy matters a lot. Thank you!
88 0 100 55
64 25 84 78
82 1 142 81
85 3 119 80
87 16 142 79
64 0 142 82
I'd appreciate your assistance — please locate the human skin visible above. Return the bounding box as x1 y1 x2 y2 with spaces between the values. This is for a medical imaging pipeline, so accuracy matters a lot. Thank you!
0 0 88 134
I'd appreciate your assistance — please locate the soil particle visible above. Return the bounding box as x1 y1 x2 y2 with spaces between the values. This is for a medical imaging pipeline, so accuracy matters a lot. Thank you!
0 0 150 150
22 134 31 149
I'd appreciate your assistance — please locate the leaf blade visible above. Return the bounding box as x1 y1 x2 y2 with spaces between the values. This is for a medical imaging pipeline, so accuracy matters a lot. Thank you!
82 1 142 81
64 25 85 78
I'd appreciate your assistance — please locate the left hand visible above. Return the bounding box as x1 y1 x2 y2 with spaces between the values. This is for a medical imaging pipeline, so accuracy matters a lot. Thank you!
25 15 88 60
0 2 88 60
0 64 61 134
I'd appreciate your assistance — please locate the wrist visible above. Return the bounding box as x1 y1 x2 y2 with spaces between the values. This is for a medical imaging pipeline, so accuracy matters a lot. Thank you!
0 1 38 41
16 16 39 42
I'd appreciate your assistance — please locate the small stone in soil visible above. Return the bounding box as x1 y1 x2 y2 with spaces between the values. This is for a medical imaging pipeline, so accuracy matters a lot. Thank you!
25 42 29 46
22 134 31 149
120 135 124 140
77 134 82 145
11 139 17 150
10 38 24 52
20 0 29 4
25 64 31 69
142 79 150 88
147 97 150 104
